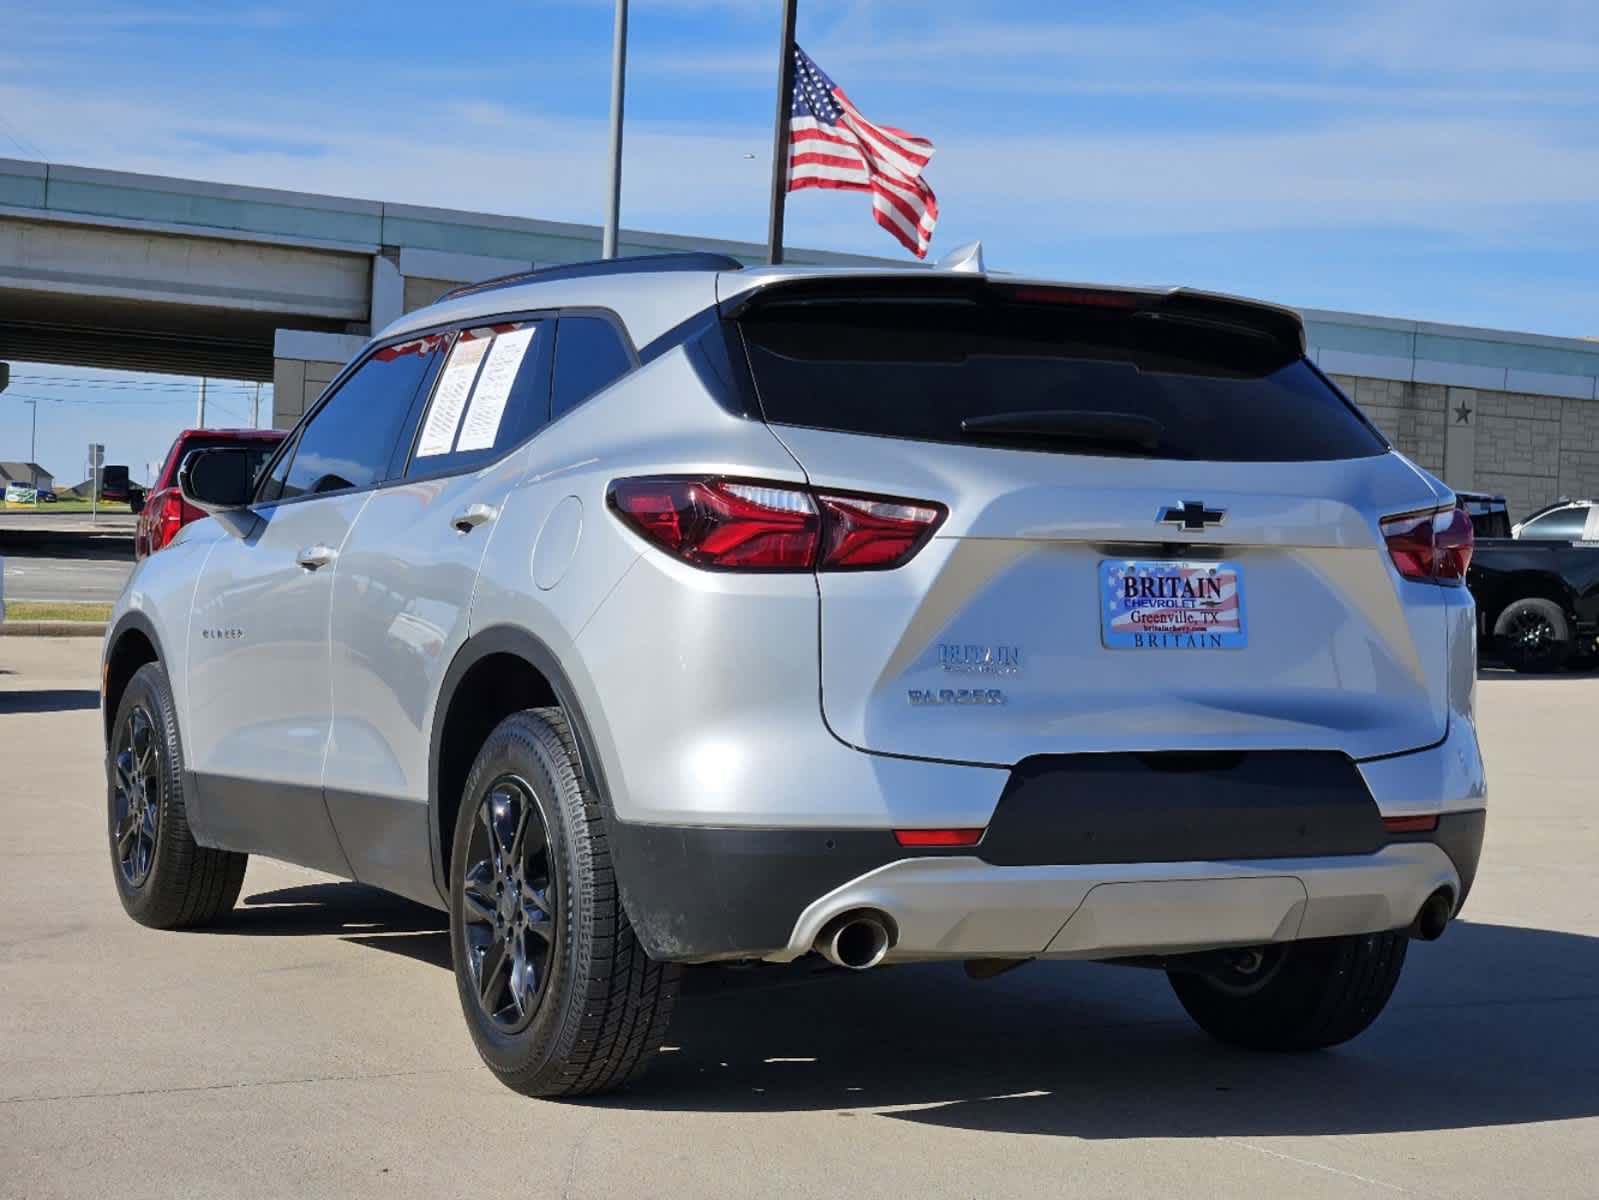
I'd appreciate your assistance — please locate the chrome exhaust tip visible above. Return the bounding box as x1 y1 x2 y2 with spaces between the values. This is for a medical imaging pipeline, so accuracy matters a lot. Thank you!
814 910 894 970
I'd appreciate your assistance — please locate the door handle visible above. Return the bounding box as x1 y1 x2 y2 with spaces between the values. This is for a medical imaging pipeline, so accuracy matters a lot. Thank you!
297 544 337 570
451 503 497 534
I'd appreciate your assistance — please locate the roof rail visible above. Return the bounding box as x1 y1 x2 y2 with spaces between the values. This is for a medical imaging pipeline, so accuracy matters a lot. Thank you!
438 252 745 303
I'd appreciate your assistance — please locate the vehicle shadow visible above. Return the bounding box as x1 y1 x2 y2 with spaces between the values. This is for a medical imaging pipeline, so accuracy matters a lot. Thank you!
223 882 452 969
214 883 1599 1140
0 688 102 713
606 920 1599 1139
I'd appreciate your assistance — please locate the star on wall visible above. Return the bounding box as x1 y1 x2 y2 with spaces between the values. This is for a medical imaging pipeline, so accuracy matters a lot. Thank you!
1454 402 1473 424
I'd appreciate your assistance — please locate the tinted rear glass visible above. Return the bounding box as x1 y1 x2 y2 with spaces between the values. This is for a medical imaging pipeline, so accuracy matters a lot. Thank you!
737 298 1385 462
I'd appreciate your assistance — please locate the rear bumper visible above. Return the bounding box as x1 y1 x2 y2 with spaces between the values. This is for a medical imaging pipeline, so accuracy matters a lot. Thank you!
777 831 1475 964
605 720 1488 964
611 811 1484 963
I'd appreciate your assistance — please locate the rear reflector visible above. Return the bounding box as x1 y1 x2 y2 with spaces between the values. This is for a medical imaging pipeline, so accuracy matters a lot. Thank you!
609 477 944 572
1381 505 1473 586
1382 815 1439 834
893 828 984 847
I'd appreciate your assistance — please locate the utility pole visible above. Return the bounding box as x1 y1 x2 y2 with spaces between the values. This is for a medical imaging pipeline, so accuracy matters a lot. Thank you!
196 376 207 428
23 398 38 502
765 0 800 265
601 0 628 259
252 381 261 428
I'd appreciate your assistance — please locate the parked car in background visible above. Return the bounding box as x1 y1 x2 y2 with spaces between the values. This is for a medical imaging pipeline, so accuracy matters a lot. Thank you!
37 488 57 503
1465 495 1599 672
133 429 287 559
98 465 132 503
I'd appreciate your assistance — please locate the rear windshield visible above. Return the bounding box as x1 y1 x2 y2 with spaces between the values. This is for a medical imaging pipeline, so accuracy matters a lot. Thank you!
736 298 1386 462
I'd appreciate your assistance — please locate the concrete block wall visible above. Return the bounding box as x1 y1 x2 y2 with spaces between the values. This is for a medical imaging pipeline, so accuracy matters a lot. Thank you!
1331 372 1599 521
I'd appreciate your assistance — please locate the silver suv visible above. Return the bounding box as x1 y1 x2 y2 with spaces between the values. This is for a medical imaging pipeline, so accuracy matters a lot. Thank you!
101 254 1486 1096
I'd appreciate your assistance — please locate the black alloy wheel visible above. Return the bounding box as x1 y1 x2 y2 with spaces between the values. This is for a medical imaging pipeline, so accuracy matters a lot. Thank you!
1496 597 1571 673
459 776 559 1034
105 659 247 928
447 707 680 1097
111 704 162 889
1507 607 1556 656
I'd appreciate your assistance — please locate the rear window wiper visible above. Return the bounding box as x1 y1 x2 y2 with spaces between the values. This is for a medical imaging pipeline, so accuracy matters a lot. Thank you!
960 410 1164 451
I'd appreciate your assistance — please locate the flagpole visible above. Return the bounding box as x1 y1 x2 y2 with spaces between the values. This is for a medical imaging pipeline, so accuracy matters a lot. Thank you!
601 0 628 259
765 0 799 265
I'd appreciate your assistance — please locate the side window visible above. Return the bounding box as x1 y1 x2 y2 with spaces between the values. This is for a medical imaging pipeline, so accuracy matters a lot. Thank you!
271 334 446 502
551 315 635 423
405 320 553 478
255 429 301 504
1521 506 1587 541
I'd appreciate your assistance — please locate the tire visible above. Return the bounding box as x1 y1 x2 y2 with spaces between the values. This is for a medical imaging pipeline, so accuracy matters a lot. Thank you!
1495 597 1571 673
448 707 680 1098
107 661 248 928
1168 932 1408 1052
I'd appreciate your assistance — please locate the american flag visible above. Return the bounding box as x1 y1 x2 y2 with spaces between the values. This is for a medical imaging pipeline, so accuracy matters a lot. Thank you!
787 44 939 259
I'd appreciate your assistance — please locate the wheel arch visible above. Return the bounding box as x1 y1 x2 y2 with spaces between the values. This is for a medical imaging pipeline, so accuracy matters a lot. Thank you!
1489 571 1578 628
429 626 616 901
102 611 167 747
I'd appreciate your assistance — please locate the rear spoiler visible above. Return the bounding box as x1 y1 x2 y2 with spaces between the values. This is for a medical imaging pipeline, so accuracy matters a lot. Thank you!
720 276 1306 357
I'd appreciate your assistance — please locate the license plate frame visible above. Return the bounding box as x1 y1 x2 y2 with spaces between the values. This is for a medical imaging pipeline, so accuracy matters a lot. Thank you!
1100 560 1247 650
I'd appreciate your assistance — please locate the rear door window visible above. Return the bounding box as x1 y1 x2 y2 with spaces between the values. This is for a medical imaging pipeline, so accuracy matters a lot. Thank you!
404 320 553 478
736 296 1386 463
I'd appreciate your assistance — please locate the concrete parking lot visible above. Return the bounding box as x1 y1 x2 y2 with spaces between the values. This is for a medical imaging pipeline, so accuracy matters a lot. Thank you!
1 639 1595 1199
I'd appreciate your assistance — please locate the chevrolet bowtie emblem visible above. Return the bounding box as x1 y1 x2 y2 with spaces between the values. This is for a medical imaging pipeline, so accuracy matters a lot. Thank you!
1158 501 1227 531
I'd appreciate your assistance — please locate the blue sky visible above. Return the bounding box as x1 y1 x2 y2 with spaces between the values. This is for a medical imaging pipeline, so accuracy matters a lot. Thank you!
1 0 1596 482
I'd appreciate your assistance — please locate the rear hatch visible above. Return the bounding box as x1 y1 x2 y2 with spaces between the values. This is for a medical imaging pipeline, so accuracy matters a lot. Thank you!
726 277 1451 764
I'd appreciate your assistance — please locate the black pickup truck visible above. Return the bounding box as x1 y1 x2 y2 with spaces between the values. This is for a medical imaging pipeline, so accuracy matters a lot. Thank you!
1462 494 1599 672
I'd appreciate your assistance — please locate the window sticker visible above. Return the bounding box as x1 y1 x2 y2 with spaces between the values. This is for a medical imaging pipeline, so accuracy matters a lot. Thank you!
416 336 491 457
457 326 537 452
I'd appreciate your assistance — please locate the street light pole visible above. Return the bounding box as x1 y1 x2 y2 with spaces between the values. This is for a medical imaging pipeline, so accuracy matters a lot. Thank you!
601 0 628 259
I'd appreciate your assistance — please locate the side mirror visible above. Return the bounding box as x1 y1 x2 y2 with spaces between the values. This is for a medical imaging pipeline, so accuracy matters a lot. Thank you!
127 487 145 515
178 448 254 514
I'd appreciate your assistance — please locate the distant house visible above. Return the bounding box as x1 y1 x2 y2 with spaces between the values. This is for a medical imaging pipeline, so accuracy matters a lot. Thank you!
0 462 53 491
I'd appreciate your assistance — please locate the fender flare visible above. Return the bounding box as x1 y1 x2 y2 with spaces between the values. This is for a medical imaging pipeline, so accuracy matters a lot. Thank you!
427 625 616 901
102 609 169 744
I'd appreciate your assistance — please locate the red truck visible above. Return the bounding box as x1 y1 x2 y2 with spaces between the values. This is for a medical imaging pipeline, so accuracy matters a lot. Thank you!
133 428 286 559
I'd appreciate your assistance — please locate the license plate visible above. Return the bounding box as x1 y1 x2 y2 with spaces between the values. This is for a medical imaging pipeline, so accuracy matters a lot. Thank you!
1100 560 1246 650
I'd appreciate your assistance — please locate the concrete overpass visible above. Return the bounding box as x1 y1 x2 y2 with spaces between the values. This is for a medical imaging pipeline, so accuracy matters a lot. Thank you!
5 157 1599 518
0 158 884 427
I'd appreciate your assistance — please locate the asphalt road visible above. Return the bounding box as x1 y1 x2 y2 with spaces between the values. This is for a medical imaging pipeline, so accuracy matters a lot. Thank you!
1 639 1595 1199
1 516 136 605
1 550 133 604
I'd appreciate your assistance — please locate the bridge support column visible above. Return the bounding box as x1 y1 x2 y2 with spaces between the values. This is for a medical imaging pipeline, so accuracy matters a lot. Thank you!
271 330 367 429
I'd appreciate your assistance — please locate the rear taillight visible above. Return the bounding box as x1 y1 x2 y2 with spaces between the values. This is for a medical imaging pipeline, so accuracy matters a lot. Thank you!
608 477 944 572
146 490 188 554
1381 505 1473 586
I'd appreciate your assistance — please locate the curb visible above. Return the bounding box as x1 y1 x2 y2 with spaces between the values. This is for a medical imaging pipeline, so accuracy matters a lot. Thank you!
0 621 107 638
